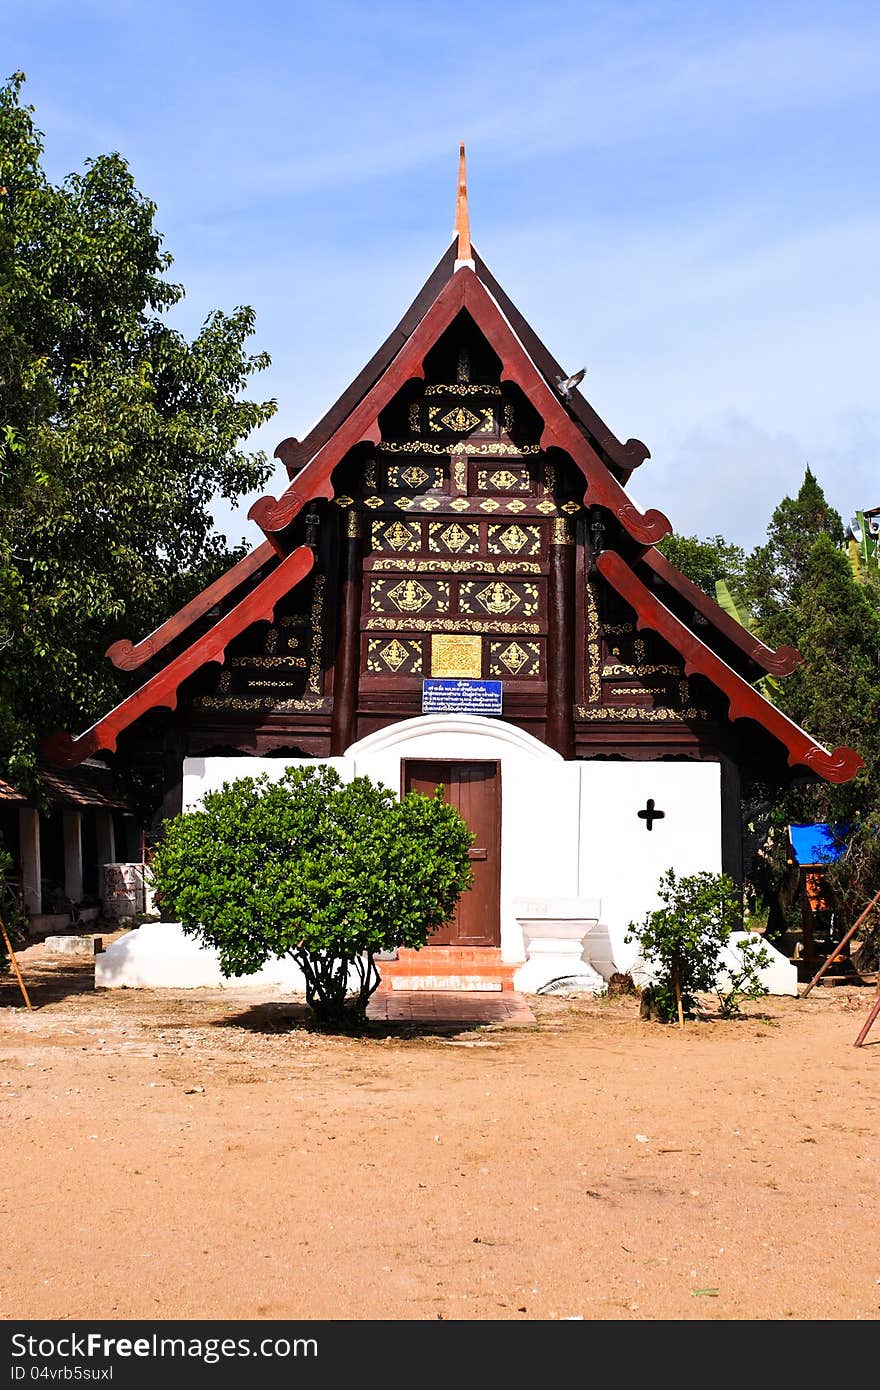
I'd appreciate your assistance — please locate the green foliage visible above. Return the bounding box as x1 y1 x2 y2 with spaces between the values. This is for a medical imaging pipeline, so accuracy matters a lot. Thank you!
626 870 767 1022
777 535 880 820
0 73 276 786
657 532 747 599
745 467 844 636
150 766 475 1024
714 933 772 1018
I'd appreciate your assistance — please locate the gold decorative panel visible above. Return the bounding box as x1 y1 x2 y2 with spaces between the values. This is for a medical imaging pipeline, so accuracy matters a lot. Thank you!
385 463 444 491
369 577 450 615
460 579 540 618
487 522 542 556
432 405 482 432
489 640 541 678
476 466 531 493
428 520 480 555
371 518 420 553
366 638 423 675
431 634 483 678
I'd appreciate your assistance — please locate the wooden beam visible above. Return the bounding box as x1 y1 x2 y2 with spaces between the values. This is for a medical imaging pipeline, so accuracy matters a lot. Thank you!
596 549 863 784
43 546 316 766
106 541 278 671
640 547 802 676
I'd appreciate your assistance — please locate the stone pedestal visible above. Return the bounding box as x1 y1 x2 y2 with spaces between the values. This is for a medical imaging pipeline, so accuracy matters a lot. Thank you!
513 898 605 994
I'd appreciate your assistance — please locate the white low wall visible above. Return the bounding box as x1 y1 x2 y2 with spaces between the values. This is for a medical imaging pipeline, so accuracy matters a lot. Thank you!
96 718 795 996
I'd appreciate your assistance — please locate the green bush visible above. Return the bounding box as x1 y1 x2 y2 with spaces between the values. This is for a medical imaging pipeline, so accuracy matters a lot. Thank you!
626 869 769 1023
150 765 474 1024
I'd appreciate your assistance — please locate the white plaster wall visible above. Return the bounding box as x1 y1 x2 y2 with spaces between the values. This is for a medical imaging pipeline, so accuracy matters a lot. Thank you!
181 755 352 812
346 716 581 963
578 760 722 974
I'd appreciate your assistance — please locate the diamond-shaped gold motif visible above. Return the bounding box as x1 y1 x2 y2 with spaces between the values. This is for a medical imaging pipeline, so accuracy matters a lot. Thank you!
394 496 414 510
440 406 481 432
380 639 410 672
474 581 521 615
561 501 581 514
449 497 470 512
439 522 473 553
507 499 527 513
388 579 432 613
496 641 530 675
334 494 354 508
419 496 440 510
382 520 416 552
400 465 430 488
480 498 500 512
536 500 556 514
497 524 529 553
489 469 521 490
364 496 385 509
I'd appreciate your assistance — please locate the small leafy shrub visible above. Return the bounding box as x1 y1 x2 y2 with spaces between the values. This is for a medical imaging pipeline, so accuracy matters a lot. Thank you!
150 765 474 1024
626 869 768 1023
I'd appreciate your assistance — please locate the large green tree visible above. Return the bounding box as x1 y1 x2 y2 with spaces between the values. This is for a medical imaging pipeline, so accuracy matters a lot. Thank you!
656 531 747 598
0 73 276 786
745 467 844 643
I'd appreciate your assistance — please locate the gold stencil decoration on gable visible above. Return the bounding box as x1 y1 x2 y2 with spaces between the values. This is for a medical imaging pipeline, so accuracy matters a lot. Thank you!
476 466 531 492
386 463 443 490
489 640 539 677
408 402 420 433
439 405 482 432
431 634 482 679
488 522 541 556
474 581 521 616
366 638 422 674
373 519 419 553
387 579 434 613
449 496 470 512
429 520 478 554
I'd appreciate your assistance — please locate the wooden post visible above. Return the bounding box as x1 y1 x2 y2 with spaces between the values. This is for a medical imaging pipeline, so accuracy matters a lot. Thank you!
802 886 880 997
854 987 880 1048
18 806 41 918
62 809 83 904
330 510 363 756
546 516 575 760
1 915 32 1011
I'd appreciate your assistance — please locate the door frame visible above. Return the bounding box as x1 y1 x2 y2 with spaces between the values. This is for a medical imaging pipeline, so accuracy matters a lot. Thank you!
401 758 502 947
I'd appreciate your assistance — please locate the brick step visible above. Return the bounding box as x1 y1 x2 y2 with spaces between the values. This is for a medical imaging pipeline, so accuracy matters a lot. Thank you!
379 947 515 992
389 976 505 993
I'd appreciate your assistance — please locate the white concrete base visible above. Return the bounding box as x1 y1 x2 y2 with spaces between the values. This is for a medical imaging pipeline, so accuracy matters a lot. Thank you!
631 931 797 998
44 934 101 957
95 922 308 991
513 901 605 994
719 932 798 998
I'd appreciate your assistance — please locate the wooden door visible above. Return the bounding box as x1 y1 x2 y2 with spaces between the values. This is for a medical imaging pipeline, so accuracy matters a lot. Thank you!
403 761 501 946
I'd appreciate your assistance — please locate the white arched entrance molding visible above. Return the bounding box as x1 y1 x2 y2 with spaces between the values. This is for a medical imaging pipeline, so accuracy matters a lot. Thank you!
346 714 581 966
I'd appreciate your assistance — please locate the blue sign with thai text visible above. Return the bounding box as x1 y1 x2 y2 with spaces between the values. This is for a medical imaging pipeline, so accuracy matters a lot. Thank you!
421 679 503 716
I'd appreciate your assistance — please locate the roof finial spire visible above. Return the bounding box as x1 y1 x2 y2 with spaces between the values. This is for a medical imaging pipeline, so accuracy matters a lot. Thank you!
454 142 473 268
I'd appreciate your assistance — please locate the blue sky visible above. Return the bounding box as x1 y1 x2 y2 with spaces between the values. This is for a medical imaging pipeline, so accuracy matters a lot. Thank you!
4 0 878 549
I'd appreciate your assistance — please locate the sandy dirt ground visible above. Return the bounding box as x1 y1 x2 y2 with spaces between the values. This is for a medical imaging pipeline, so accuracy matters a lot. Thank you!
1 942 878 1322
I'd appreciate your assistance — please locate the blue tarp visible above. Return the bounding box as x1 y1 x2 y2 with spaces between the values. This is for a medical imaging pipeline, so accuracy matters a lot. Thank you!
788 823 844 866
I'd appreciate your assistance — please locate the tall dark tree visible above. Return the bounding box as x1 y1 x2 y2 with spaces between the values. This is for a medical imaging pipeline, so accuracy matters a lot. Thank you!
0 73 276 786
745 467 844 643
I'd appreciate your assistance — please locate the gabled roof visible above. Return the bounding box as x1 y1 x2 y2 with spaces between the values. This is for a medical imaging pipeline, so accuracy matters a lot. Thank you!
248 266 672 545
41 178 861 786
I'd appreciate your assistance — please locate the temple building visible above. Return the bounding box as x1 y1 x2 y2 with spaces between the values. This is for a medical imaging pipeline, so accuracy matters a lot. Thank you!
46 149 861 992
